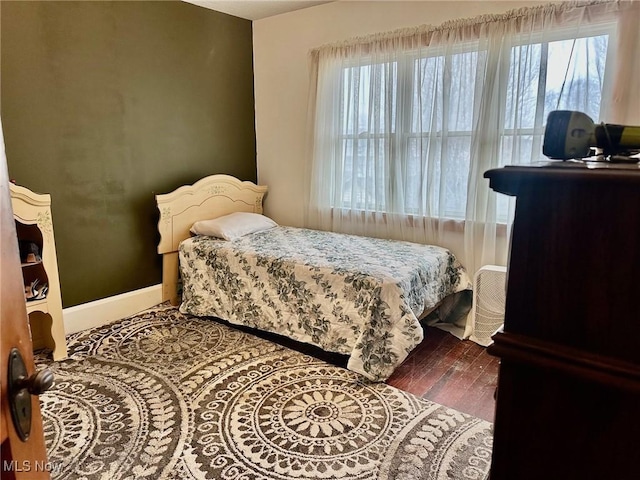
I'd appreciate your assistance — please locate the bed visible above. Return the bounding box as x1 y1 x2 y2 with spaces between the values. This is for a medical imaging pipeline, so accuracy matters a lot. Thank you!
156 174 472 381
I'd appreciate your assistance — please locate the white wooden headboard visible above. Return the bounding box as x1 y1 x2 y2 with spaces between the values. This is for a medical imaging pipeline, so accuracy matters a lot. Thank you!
156 174 268 305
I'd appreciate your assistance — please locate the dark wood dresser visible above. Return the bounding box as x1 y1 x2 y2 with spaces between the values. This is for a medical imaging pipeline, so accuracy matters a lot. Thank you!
484 162 640 480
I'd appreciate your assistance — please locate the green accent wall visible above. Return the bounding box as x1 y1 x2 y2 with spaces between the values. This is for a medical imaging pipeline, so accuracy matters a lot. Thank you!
1 1 256 307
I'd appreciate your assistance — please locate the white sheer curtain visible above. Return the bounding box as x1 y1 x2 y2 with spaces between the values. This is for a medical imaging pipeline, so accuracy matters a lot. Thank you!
305 0 638 292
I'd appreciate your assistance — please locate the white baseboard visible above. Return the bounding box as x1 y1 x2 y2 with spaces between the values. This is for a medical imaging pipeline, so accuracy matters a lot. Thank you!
63 284 164 334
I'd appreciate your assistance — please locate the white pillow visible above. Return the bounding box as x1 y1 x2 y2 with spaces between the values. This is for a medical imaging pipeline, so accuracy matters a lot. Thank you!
190 212 277 240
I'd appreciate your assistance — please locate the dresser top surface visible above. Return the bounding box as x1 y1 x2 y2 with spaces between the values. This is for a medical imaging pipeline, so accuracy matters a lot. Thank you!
485 160 640 195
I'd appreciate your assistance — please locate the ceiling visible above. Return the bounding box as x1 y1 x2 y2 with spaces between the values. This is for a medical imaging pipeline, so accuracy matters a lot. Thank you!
183 1 334 21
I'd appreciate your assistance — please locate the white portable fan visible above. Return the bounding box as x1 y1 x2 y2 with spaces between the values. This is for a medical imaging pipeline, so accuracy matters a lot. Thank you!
469 265 507 347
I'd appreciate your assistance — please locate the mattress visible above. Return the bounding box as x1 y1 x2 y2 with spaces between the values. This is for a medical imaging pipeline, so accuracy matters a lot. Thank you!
179 226 472 381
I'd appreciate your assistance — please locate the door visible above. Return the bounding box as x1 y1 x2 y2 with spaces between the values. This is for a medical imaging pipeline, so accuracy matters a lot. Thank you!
1 119 51 478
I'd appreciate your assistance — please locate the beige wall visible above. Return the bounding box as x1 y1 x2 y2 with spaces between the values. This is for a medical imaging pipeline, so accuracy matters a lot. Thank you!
253 1 543 227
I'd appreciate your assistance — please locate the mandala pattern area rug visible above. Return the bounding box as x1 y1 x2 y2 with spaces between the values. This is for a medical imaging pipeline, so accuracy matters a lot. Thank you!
37 305 493 480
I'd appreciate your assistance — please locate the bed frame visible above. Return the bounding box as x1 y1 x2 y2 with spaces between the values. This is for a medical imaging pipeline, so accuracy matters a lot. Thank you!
156 174 268 305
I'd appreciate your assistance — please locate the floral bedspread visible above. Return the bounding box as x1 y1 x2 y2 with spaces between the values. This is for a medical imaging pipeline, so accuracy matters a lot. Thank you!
179 227 472 381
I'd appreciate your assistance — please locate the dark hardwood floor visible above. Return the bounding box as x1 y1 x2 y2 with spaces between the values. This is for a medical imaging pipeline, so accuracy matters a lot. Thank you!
386 326 498 422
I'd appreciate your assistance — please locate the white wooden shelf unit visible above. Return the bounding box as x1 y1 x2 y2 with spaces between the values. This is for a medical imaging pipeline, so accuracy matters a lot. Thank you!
10 183 67 360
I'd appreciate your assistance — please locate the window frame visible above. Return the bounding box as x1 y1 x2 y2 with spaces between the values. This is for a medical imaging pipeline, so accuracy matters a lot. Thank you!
332 22 617 221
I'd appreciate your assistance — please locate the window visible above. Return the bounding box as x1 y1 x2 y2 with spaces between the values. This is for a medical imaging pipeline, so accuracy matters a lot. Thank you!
308 1 635 277
333 28 613 221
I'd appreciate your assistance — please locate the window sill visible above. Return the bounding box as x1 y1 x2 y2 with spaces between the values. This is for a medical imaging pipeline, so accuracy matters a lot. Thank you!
319 207 508 235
